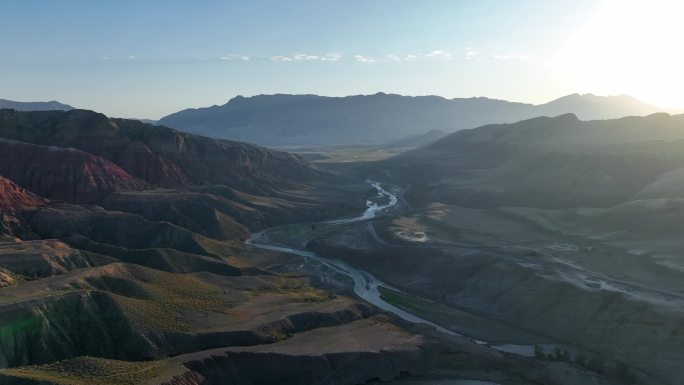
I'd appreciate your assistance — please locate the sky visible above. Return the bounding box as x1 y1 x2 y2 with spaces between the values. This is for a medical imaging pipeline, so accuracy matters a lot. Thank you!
1 0 683 119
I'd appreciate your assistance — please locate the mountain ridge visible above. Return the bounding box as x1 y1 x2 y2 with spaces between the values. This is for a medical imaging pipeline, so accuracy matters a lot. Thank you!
0 109 318 193
158 92 679 146
0 99 74 111
391 112 684 209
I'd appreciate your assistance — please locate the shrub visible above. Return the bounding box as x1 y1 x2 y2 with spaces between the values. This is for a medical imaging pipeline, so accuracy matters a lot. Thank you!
587 355 604 373
617 362 637 384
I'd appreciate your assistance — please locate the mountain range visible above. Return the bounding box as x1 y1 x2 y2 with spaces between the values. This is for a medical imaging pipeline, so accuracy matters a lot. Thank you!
0 99 74 111
158 92 678 146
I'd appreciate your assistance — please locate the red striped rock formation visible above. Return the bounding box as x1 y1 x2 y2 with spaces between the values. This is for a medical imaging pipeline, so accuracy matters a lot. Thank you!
0 139 148 204
0 175 46 212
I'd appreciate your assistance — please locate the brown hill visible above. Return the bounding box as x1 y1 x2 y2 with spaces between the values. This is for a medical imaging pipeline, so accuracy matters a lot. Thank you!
392 113 684 208
0 139 148 204
0 175 46 212
0 109 318 192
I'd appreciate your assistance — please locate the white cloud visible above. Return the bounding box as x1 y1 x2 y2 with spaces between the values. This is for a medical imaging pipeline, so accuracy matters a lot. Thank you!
293 54 320 61
493 53 531 61
462 47 531 62
128 55 136 60
321 53 343 62
268 53 341 62
270 55 293 62
354 55 375 63
386 53 417 62
221 54 251 61
425 50 453 60
464 48 480 61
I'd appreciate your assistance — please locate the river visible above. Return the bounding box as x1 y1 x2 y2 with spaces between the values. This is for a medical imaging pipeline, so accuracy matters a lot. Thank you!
244 180 573 358
246 180 598 382
246 180 485 341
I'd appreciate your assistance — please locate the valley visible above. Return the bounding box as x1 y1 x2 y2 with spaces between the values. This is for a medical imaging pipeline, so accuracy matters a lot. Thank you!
258 180 671 385
0 109 590 385
2 108 683 385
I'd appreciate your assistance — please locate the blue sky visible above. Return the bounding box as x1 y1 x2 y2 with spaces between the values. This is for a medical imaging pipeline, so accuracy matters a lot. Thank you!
2 0 680 118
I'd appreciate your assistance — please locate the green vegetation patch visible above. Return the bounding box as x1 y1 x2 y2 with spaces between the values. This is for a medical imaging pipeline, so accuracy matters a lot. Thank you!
0 356 163 385
249 276 334 303
378 286 425 314
104 267 240 332
0 314 41 339
307 147 404 163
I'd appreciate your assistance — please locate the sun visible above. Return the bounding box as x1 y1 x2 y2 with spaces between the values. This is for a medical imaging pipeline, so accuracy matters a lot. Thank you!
551 0 684 108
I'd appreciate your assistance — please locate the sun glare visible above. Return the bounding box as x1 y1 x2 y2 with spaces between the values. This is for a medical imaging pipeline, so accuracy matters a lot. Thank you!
553 0 684 108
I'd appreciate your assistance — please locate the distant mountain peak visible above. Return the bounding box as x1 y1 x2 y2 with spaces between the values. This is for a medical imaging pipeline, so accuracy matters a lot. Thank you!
555 112 580 121
0 99 74 112
546 93 646 105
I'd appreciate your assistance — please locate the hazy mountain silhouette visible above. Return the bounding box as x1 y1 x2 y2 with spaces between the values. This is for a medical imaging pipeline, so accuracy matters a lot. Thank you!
391 112 684 208
159 93 677 146
0 99 74 111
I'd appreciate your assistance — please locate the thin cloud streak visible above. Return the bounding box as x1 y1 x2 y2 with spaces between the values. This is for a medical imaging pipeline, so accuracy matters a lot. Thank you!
354 55 375 63
101 50 533 64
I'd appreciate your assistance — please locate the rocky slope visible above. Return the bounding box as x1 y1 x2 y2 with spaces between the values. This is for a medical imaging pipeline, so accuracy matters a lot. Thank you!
391 113 684 208
0 176 47 212
0 176 47 238
0 109 317 192
0 139 148 204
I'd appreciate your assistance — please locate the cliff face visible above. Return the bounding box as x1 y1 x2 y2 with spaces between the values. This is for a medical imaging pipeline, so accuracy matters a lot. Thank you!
101 191 252 240
0 176 46 212
0 109 358 235
0 290 151 368
177 350 425 385
0 139 148 204
160 317 427 385
0 109 318 192
0 238 110 280
0 176 47 237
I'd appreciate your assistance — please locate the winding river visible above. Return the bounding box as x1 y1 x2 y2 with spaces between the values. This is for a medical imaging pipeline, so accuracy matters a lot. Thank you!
247 180 585 371
247 180 476 340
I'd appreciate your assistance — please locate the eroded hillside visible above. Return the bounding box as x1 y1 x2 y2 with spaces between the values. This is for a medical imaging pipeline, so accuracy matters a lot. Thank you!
0 111 412 385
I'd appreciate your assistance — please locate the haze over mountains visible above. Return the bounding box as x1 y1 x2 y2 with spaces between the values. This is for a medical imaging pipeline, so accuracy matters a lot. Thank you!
392 112 684 208
0 99 74 112
158 92 677 147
